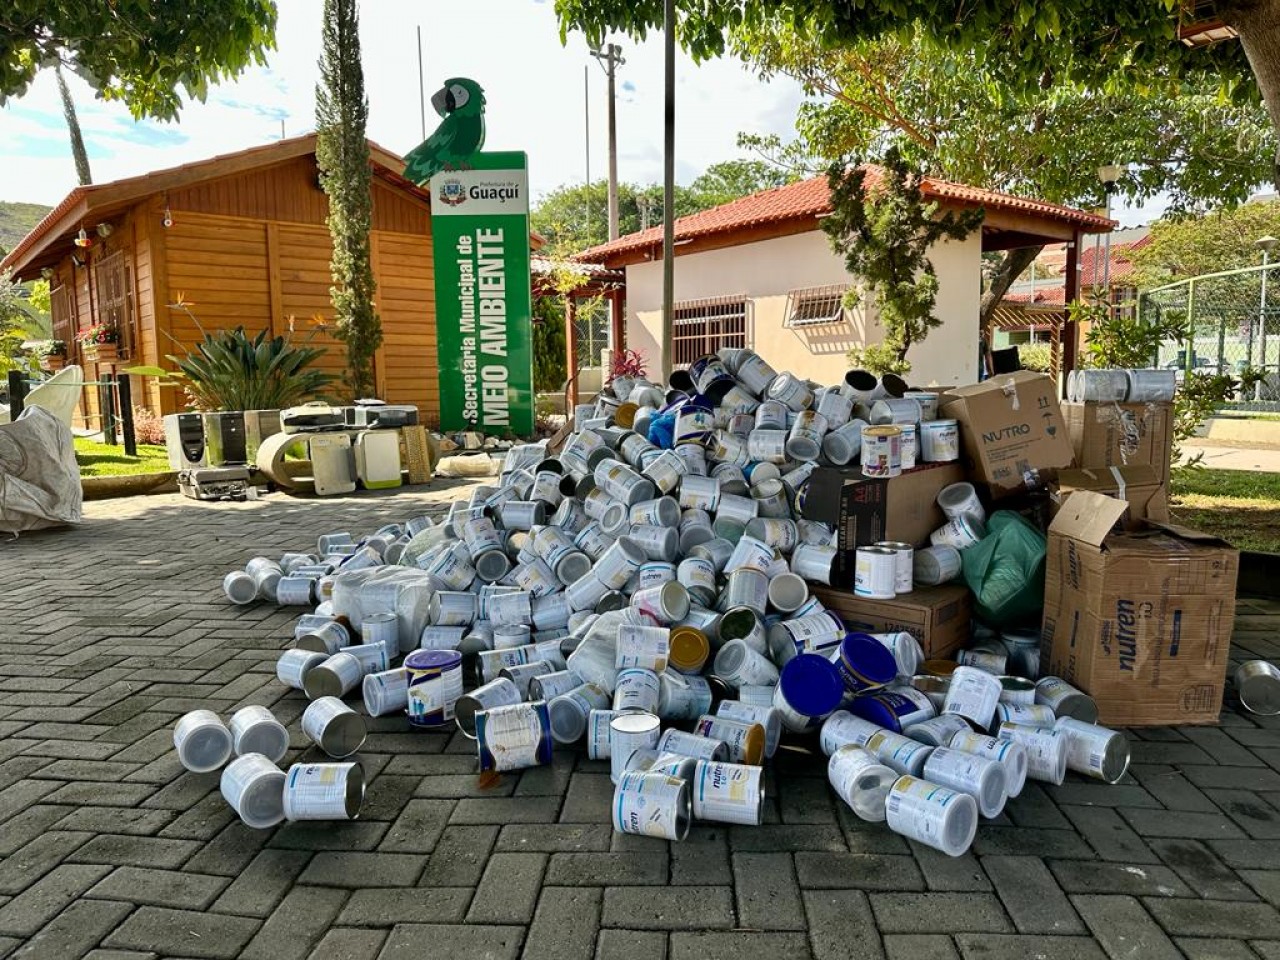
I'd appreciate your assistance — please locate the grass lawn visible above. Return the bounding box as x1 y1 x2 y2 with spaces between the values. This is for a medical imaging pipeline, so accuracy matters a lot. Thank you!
1170 467 1280 554
74 437 171 478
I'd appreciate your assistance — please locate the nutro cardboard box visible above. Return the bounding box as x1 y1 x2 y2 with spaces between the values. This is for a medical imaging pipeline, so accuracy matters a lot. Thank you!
939 371 1075 500
1041 491 1239 727
814 583 972 660
801 462 964 558
1062 400 1174 486
1053 464 1168 529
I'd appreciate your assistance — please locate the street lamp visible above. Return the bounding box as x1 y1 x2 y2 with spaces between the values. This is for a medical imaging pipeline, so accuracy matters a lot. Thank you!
1096 165 1124 310
1256 235 1278 398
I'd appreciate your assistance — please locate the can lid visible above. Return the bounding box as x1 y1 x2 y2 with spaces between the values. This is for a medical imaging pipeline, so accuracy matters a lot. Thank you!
405 649 463 672
780 653 846 718
741 723 766 766
668 627 710 673
839 633 899 687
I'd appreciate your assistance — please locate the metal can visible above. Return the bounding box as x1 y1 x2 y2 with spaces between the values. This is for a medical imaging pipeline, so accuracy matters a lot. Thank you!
786 410 829 460
949 730 1029 799
996 721 1068 785
861 425 903 478
405 649 465 729
919 419 960 462
476 701 554 772
282 762 365 821
854 546 898 600
693 714 765 765
1055 716 1131 784
609 712 662 783
957 649 1008 676
943 666 1002 731
302 697 367 758
828 745 897 823
613 667 661 714
613 770 692 840
1034 676 1099 723
691 759 765 824
790 543 837 585
616 623 671 673
885 774 978 857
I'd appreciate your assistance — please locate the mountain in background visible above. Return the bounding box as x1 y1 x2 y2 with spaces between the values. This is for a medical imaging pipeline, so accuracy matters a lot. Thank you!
0 202 53 257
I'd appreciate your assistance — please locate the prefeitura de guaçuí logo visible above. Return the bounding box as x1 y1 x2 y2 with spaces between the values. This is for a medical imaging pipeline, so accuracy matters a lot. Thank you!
438 178 467 206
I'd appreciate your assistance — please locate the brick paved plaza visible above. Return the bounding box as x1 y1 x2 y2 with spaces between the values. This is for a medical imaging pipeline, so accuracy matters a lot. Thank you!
2 485 1279 960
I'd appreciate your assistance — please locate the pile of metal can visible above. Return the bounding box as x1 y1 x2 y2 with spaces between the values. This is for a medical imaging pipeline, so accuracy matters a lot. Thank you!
200 347 1132 852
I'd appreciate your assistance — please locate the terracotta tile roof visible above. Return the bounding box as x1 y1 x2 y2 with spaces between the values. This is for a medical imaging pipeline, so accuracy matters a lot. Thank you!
1003 286 1068 305
577 169 1115 264
1078 234 1150 286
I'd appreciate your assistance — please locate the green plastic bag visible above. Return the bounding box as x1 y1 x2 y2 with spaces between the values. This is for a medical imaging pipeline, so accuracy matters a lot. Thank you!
961 511 1047 627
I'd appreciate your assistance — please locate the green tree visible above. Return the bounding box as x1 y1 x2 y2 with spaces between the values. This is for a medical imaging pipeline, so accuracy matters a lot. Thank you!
316 0 381 401
1132 202 1280 286
553 1 1276 182
823 148 983 373
533 295 568 393
687 159 794 207
1 1 276 121
0 270 36 376
54 63 90 185
731 26 1272 320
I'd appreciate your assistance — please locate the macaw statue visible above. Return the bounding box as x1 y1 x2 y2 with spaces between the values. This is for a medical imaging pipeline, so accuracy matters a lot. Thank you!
403 77 487 185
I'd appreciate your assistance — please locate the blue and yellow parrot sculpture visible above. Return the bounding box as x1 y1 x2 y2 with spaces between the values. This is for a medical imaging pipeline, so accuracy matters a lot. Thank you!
403 77 487 185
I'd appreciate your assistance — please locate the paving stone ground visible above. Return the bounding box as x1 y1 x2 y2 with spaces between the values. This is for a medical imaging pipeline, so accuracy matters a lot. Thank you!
2 485 1280 960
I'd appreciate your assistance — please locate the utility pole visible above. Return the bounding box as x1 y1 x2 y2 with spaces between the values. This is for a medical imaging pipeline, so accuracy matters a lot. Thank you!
661 0 675 381
591 43 625 241
584 65 591 241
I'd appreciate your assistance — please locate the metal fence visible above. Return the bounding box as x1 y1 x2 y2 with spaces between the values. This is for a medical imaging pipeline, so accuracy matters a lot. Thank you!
1139 261 1280 411
572 297 611 371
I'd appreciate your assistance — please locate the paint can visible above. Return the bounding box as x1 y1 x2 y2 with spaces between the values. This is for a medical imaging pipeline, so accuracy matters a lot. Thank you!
227 705 289 763
958 649 1008 675
886 774 979 857
477 701 554 772
404 649 464 729
949 730 1029 798
303 652 365 700
936 482 985 524
1055 716 1131 783
909 675 953 713
998 676 1037 705
903 713 970 748
1235 660 1280 715
302 697 367 758
613 667 661 714
693 715 765 765
277 648 326 691
913 545 962 586
221 753 286 829
1034 676 1099 723
613 770 692 840
616 624 671 673
837 632 900 695
1077 368 1130 402
712 638 780 689
922 746 1008 819
767 371 815 411
500 660 556 699
943 666 1002 731
690 760 765 825
610 712 662 783
658 671 714 722
790 543 837 585
919 419 960 462
854 546 898 600
786 410 829 460
173 710 233 773
829 745 897 823
860 425 903 479
850 686 936 734
769 612 845 665
632 582 691 625
996 721 1068 784
930 514 986 550
869 631 923 678
548 682 612 743
770 653 845 733
819 711 882 756
275 575 316 606
1125 367 1176 403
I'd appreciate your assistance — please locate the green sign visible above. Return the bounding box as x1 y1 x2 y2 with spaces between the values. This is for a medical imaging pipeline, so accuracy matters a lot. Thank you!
404 78 533 436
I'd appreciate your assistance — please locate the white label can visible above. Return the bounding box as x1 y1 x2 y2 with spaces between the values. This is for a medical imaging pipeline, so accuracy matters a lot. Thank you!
854 546 898 600
922 746 1009 819
949 731 1029 799
694 715 765 765
657 672 714 722
477 701 553 772
613 668 661 714
1055 716 1131 784
943 666 1002 731
616 624 671 673
866 729 935 776
613 770 691 840
282 762 365 821
874 541 915 595
691 760 766 825
920 419 960 462
828 745 897 823
885 775 978 857
587 708 621 760
996 721 1068 785
819 710 883 756
609 712 662 783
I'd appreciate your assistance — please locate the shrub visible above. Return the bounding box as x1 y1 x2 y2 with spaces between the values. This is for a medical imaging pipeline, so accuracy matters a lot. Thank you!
131 405 167 445
166 326 337 412
1017 342 1053 373
610 348 648 380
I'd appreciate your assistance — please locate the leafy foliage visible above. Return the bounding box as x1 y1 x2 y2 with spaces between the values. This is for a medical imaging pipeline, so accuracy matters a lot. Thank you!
845 343 910 377
1017 342 1053 373
164 326 337 412
0 0 277 120
610 349 649 379
130 406 167 446
0 270 32 376
823 149 983 371
1132 203 1280 287
533 296 568 393
316 0 381 401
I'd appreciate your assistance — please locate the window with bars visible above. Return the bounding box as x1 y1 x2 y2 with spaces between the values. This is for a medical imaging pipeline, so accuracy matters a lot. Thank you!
784 283 851 327
94 250 134 358
671 295 750 367
1112 284 1138 321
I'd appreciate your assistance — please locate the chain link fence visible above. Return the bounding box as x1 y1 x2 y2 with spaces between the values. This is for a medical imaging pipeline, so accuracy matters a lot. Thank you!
1139 261 1280 412
572 297 611 371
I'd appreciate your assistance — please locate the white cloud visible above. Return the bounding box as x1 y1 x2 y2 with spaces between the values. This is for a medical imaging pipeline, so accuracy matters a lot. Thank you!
0 0 803 207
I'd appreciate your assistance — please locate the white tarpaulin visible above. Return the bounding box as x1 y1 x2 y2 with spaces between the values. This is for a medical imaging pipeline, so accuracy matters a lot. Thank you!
0 405 83 534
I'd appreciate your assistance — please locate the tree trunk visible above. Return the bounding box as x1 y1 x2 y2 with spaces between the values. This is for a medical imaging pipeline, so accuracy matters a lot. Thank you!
979 245 1044 329
1224 0 1280 190
55 64 91 186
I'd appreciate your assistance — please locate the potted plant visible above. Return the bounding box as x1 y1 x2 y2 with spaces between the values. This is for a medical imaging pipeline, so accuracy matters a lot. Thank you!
76 323 120 363
34 339 67 372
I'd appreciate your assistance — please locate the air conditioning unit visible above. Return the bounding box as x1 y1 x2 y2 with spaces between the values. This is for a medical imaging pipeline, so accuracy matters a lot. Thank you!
163 412 247 469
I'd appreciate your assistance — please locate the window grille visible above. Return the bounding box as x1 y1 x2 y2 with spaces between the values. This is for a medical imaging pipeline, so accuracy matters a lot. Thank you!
785 283 850 327
671 294 750 366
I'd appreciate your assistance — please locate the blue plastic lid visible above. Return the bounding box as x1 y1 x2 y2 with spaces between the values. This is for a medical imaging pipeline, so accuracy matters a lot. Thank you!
850 691 925 732
779 653 845 717
404 649 462 672
839 632 898 686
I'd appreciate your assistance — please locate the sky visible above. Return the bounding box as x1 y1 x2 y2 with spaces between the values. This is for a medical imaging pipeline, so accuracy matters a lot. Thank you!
0 0 1171 226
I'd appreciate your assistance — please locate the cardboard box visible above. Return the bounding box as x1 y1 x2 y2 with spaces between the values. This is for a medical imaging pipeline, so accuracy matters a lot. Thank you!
1053 465 1168 529
1062 400 1174 486
814 584 972 660
939 372 1075 500
1041 490 1239 727
801 461 964 558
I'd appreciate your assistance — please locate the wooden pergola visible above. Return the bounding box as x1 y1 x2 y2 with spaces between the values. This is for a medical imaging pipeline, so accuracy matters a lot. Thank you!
530 256 624 407
986 302 1069 378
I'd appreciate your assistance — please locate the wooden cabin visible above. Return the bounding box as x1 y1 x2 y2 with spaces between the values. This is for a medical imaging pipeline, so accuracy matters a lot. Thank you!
1 134 439 427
